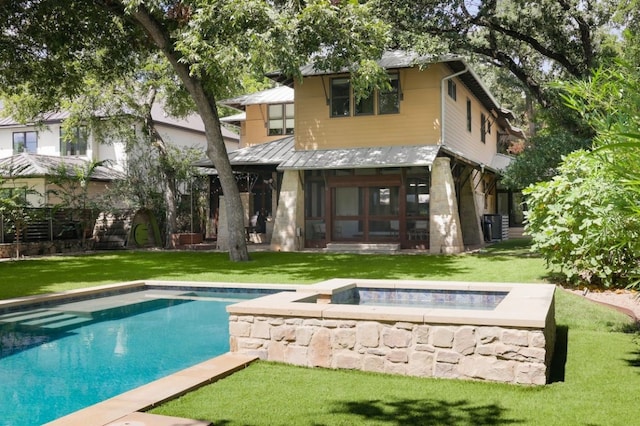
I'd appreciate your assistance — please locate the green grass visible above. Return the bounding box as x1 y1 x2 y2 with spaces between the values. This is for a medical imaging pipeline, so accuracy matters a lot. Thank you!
0 239 547 300
1 240 638 425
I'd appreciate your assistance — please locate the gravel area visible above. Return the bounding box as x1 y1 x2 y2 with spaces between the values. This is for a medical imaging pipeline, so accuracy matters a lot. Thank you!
564 286 640 322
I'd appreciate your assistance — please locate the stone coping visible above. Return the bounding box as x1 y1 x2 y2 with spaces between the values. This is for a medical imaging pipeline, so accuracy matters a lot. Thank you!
226 279 556 328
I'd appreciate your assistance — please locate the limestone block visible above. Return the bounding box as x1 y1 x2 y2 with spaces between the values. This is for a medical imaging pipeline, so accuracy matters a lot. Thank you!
459 356 515 383
268 318 284 326
385 360 407 375
303 319 322 327
268 341 287 362
408 351 434 377
285 345 309 366
386 349 409 363
432 326 455 348
395 322 414 330
229 336 238 352
296 327 316 346
414 325 430 344
436 350 460 364
415 344 436 353
363 355 385 373
285 318 303 326
502 329 529 346
250 320 271 339
366 347 389 357
229 321 252 337
515 363 547 385
476 326 501 344
238 315 255 323
309 328 332 368
476 344 496 356
334 351 361 370
382 327 412 348
272 325 296 342
434 362 459 378
237 338 265 350
453 327 476 355
529 331 546 348
356 322 380 348
229 315 238 321
338 320 357 328
518 347 547 362
333 328 356 349
321 320 339 328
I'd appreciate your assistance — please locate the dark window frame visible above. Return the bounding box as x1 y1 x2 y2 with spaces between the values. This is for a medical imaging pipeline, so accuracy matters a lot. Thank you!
447 79 457 100
480 113 486 143
60 126 89 156
268 103 295 136
466 99 472 132
12 131 38 154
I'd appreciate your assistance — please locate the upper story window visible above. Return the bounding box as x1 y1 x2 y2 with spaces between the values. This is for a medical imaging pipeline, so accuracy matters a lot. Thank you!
268 104 294 136
480 113 487 143
466 99 472 132
331 73 400 117
378 73 400 114
447 80 457 100
13 131 38 154
60 126 88 156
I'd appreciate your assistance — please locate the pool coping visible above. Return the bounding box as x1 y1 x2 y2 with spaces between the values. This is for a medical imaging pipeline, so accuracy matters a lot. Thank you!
227 278 557 328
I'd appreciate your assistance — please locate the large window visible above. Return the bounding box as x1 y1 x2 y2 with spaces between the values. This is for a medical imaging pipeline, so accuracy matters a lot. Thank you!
13 131 37 154
268 104 294 136
330 73 400 117
447 79 457 100
466 99 472 132
60 126 88 156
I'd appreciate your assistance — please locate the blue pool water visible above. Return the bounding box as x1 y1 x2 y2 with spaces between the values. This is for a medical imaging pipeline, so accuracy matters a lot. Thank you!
0 290 247 425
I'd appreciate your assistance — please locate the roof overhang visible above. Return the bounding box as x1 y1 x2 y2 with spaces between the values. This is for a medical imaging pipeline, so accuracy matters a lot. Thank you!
278 145 440 171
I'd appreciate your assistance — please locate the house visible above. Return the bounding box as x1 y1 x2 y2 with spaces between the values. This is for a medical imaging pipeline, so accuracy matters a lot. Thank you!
0 103 240 206
206 51 525 253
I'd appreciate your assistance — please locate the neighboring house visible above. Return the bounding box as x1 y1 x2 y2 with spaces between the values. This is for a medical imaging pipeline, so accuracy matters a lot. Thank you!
206 51 524 253
0 103 240 206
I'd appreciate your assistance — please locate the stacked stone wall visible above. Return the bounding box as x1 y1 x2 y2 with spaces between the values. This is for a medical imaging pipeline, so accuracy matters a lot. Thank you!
229 315 550 385
0 240 85 258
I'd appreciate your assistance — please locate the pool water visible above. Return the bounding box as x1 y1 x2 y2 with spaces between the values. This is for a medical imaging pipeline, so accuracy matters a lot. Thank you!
0 291 238 425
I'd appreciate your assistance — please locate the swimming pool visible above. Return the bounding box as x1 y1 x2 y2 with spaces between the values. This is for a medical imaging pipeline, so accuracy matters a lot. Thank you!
0 284 280 425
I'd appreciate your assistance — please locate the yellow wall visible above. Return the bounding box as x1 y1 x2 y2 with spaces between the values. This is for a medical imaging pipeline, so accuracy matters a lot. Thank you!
241 104 294 148
294 66 445 151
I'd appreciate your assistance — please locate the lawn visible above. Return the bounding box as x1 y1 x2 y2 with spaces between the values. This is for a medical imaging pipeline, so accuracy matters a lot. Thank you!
1 240 638 425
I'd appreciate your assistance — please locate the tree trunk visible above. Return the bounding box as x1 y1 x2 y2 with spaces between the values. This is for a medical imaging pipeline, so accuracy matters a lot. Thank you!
130 6 249 261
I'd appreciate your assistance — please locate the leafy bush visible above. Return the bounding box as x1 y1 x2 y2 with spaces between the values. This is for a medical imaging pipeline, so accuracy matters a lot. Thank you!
524 150 640 287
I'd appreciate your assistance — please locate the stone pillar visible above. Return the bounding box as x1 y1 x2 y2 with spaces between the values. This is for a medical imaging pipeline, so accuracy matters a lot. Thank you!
459 167 484 247
270 170 304 251
429 157 464 254
216 193 251 250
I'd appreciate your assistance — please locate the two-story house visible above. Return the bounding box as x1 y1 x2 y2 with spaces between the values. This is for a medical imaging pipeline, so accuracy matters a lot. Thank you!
0 103 239 207
204 51 525 253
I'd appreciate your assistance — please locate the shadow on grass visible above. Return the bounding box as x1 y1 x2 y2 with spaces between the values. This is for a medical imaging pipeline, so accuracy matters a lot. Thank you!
330 398 523 425
549 325 568 383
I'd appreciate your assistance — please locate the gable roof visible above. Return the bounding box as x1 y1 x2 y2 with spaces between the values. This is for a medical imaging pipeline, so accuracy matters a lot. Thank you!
194 136 295 169
0 153 123 181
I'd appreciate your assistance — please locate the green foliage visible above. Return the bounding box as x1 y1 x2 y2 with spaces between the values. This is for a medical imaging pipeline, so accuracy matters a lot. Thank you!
0 177 39 257
524 150 640 287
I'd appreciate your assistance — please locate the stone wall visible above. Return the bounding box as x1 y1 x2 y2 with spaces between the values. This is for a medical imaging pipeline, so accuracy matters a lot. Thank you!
0 240 86 258
229 315 550 385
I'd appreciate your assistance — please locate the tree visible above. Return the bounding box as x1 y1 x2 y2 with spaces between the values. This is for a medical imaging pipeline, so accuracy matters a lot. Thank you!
0 0 390 261
0 177 39 259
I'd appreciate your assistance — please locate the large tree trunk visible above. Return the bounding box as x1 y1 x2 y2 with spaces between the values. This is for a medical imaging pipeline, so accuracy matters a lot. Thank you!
129 6 249 261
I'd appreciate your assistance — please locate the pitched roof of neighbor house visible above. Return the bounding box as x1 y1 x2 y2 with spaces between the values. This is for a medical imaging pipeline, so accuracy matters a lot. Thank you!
0 103 239 142
0 152 123 181
194 136 295 169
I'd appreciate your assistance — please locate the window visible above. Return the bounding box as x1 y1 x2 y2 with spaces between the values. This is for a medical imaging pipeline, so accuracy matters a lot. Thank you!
331 73 401 117
331 78 351 117
447 80 457 100
13 131 37 154
481 113 486 143
60 126 88 156
378 73 400 114
466 99 472 132
268 104 294 136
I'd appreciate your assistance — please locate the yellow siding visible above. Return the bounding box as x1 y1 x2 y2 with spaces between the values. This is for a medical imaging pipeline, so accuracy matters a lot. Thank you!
241 104 293 148
294 67 443 150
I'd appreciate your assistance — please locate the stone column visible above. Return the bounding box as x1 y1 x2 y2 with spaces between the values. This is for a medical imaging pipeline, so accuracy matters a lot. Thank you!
429 157 464 254
458 167 484 247
270 170 304 251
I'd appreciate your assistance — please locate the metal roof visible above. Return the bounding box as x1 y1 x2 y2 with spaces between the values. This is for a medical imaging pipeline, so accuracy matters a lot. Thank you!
279 144 441 170
219 112 246 123
193 136 295 168
219 86 294 110
0 153 123 181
